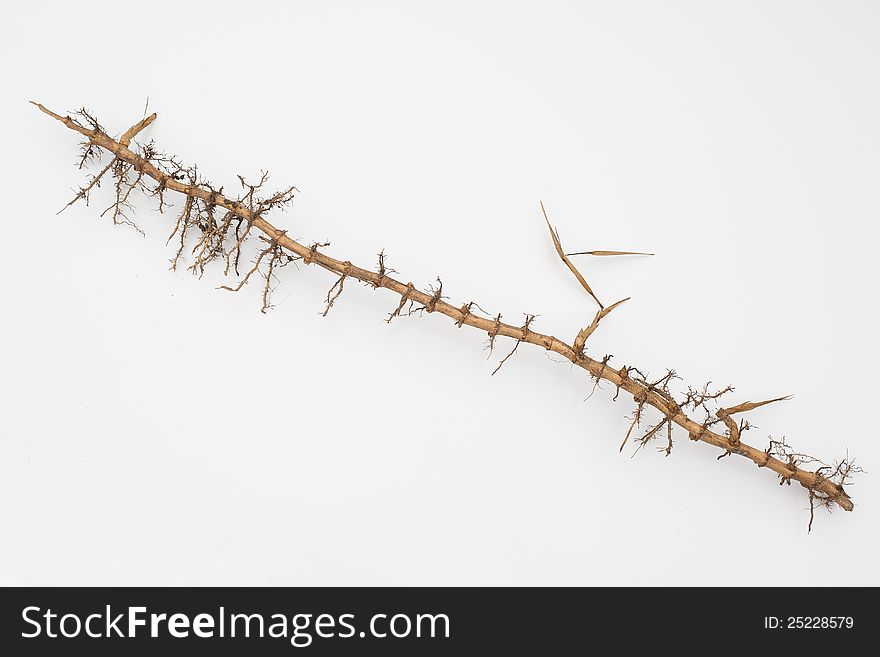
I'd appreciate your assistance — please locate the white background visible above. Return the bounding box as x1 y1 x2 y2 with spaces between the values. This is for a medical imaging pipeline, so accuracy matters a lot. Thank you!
2 1 878 585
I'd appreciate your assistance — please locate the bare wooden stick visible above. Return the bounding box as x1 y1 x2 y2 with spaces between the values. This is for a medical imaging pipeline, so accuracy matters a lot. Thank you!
33 102 860 523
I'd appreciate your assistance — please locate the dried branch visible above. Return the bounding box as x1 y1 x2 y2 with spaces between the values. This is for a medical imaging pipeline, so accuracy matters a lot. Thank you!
34 101 861 525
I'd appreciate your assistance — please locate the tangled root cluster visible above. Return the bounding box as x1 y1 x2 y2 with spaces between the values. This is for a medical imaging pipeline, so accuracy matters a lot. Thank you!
61 109 299 312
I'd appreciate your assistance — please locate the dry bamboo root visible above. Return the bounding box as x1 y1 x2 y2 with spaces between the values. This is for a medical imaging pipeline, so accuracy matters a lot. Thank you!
33 102 861 530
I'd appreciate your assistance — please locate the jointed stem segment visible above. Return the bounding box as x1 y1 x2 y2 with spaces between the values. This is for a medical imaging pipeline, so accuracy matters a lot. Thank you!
33 102 859 524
